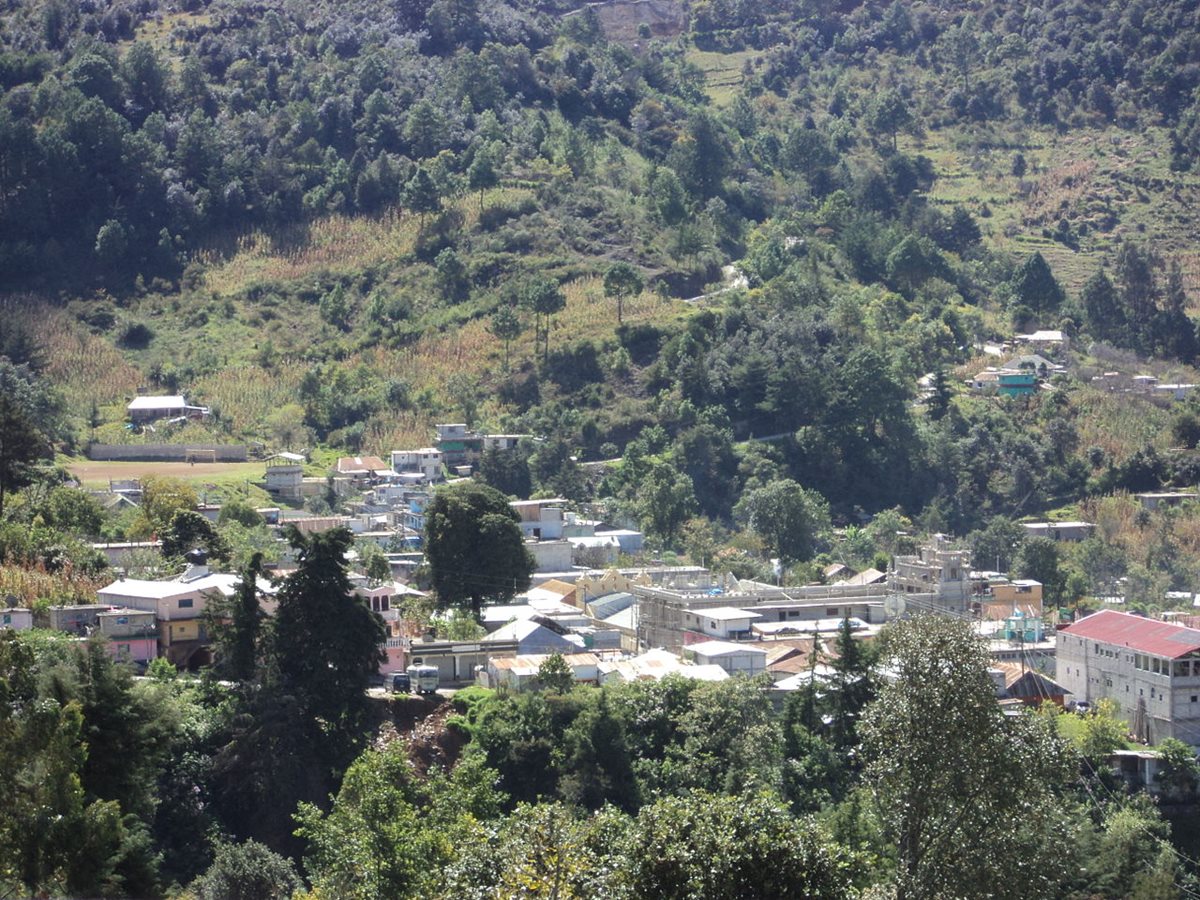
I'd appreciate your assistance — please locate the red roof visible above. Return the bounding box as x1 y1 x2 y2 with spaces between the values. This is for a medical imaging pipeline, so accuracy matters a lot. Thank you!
1061 610 1200 659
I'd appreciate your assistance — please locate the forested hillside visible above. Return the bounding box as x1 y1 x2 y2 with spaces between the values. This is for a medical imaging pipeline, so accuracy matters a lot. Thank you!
7 0 1200 897
5 0 1200 592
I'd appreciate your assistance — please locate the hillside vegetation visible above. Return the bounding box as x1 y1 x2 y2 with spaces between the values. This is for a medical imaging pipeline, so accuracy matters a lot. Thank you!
4 0 1200 589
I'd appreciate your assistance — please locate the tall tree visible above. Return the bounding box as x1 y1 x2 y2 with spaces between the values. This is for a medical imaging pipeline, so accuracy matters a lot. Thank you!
404 166 442 225
1081 268 1125 342
828 616 873 750
868 89 913 152
1011 252 1065 317
468 144 500 210
208 553 266 682
424 482 533 619
520 276 566 361
862 616 1075 900
603 262 643 325
271 527 385 746
487 304 524 370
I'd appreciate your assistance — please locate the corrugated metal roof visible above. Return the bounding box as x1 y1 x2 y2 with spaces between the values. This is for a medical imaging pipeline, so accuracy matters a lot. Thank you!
1060 610 1200 659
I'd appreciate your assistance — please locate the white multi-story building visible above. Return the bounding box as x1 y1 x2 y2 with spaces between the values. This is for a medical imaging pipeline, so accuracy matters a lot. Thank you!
1057 610 1200 745
390 448 443 482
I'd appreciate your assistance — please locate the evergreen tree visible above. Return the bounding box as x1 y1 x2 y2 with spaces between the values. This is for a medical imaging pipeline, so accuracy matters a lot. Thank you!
602 261 643 325
487 304 523 370
271 527 385 747
1081 268 1125 342
1011 252 1064 317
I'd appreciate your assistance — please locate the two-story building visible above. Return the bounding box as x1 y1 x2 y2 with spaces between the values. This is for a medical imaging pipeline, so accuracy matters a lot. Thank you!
1057 610 1200 745
390 448 443 482
97 553 276 668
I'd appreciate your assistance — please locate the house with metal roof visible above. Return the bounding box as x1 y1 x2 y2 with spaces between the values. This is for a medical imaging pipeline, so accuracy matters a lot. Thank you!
1057 610 1200 744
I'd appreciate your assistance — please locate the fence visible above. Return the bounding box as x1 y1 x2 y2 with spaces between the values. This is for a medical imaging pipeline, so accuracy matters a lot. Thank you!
86 444 248 462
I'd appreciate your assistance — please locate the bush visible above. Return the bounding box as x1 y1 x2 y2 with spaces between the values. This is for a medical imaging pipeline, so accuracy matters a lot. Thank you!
189 840 303 900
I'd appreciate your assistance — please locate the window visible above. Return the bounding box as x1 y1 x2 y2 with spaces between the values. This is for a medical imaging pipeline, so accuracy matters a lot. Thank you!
1192 696 1197 703
826 608 838 617
178 598 194 609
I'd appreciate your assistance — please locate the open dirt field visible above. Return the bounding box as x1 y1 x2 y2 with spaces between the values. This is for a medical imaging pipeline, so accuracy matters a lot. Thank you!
66 459 266 487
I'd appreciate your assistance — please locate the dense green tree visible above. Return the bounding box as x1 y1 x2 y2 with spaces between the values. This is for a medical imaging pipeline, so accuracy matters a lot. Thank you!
272 526 385 748
635 461 697 544
537 652 575 694
621 791 851 900
161 509 231 564
1016 536 1065 605
435 248 470 303
487 305 524 371
0 362 56 517
735 479 831 562
207 553 266 682
970 516 1026 573
404 166 442 224
467 144 500 210
424 481 534 619
189 840 302 900
0 633 133 898
477 443 532 498
862 616 1075 900
867 89 913 152
1011 252 1065 317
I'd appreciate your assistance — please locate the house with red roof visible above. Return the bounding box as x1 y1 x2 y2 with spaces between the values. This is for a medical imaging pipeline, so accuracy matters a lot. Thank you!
1057 609 1200 745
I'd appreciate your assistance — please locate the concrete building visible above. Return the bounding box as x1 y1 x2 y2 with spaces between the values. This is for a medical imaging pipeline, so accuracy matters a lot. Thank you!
264 453 305 501
511 499 567 541
1057 610 1200 745
680 606 761 640
1021 521 1095 542
0 607 33 630
889 535 971 615
435 423 530 468
97 608 158 665
97 556 275 667
390 448 443 482
1135 491 1199 511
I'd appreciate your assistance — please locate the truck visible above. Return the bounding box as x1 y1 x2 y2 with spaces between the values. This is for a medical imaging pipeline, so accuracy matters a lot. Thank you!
406 664 440 694
389 672 411 694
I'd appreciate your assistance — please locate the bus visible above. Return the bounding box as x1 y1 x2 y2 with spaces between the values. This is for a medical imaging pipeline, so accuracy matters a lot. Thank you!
406 664 440 694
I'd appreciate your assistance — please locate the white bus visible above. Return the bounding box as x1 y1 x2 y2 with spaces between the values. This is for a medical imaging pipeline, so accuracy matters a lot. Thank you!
406 664 440 694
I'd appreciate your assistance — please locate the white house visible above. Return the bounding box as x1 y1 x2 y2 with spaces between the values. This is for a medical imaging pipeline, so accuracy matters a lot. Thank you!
127 395 209 423
684 640 768 675
681 606 761 640
511 499 567 540
0 607 33 630
390 448 443 482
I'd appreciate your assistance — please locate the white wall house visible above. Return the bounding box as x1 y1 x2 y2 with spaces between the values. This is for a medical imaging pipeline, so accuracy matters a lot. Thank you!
391 448 443 482
684 640 767 676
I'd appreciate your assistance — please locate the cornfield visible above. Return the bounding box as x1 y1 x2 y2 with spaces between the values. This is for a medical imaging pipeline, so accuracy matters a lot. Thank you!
7 300 143 417
192 362 309 437
0 563 108 607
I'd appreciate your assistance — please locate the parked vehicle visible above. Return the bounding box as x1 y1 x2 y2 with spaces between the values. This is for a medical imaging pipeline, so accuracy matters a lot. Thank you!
390 672 411 694
406 664 440 694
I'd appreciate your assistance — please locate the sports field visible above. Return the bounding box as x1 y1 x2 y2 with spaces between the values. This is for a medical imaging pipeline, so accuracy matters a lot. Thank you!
65 459 266 488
